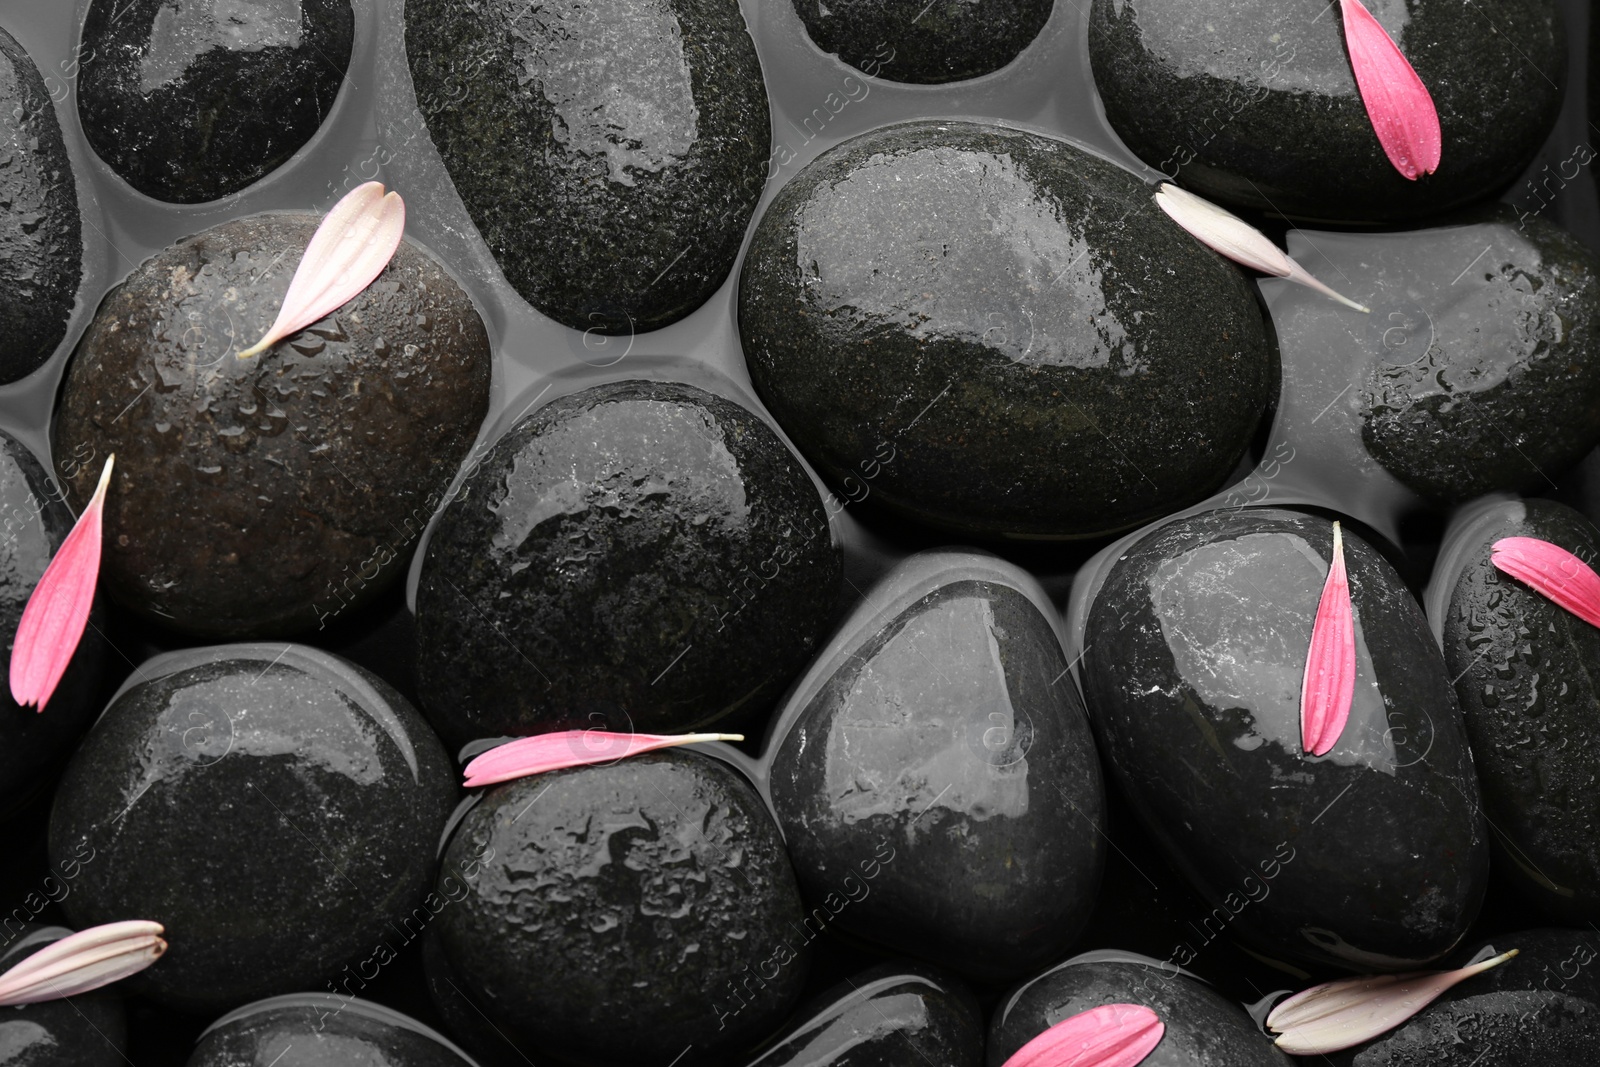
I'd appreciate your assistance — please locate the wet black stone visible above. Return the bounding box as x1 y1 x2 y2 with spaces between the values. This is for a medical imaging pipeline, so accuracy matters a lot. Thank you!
987 950 1292 1066
430 751 809 1067
791 0 1049 83
414 379 842 749
1081 508 1488 973
1434 499 1600 924
188 995 475 1066
768 555 1105 984
405 0 769 334
0 925 127 1065
0 430 105 818
0 27 81 384
76 0 353 204
739 120 1275 540
47 645 457 1013
1088 0 1566 223
750 961 985 1066
52 213 492 638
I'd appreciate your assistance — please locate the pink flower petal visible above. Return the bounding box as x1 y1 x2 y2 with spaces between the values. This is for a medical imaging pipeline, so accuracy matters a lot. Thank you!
237 181 406 359
10 455 114 711
1267 949 1517 1054
0 921 166 1006
1491 536 1600 629
1300 521 1356 757
1000 1003 1164 1067
462 730 745 788
1340 0 1443 180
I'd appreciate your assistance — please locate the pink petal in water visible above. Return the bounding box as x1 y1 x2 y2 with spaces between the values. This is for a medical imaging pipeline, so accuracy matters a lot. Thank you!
463 730 745 788
1301 521 1356 757
0 921 166 1007
1491 536 1600 629
999 1003 1164 1067
1340 0 1443 180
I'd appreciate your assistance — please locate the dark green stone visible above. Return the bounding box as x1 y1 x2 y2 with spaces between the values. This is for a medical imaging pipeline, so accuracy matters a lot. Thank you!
791 0 1048 83
47 645 458 1013
404 0 769 333
52 213 492 637
0 925 126 1066
414 379 842 749
1088 0 1565 223
739 120 1275 540
0 27 80 384
1436 499 1600 924
188 995 475 1066
1081 508 1487 972
77 0 353 203
431 751 809 1066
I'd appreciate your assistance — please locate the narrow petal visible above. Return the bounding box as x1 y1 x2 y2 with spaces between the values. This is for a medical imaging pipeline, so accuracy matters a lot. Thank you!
1340 0 1442 179
1153 185 1369 312
0 921 166 1006
1268 949 1517 1054
9 455 114 711
1000 1003 1164 1067
237 182 406 359
1491 537 1600 629
463 730 745 788
1301 521 1356 757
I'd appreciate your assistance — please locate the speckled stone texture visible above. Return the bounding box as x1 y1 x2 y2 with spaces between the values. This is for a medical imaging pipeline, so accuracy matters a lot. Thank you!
1089 0 1565 223
52 213 491 637
0 429 105 818
1082 508 1487 973
431 751 809 1066
405 0 769 334
791 0 1051 83
47 646 458 1013
188 995 476 1066
739 120 1275 540
414 379 842 748
0 925 127 1065
0 27 81 384
77 0 353 203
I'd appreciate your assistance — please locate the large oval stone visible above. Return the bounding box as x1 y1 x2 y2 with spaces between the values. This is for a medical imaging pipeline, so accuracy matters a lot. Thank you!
0 27 81 383
405 0 769 333
77 0 353 203
1088 0 1565 223
188 995 476 1066
792 0 1050 83
739 120 1275 539
414 379 842 749
768 551 1105 984
1081 508 1488 972
52 213 491 637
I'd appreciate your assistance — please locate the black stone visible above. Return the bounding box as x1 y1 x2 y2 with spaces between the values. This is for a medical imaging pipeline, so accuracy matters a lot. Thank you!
1088 0 1566 223
739 120 1275 540
77 0 353 204
414 379 842 749
405 0 769 334
430 751 809 1066
1081 508 1488 973
188 995 475 1066
791 0 1049 83
47 644 457 1013
0 925 127 1065
1433 499 1600 924
749 961 985 1066
768 552 1105 984
987 950 1292 1067
0 27 81 384
0 430 105 818
52 213 492 638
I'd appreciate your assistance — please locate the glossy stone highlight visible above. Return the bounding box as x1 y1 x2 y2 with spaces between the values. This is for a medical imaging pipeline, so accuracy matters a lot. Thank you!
792 0 1050 83
0 925 127 1066
188 995 476 1066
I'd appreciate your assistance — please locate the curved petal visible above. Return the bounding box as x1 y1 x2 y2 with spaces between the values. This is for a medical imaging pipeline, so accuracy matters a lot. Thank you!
1340 0 1442 179
463 730 744 788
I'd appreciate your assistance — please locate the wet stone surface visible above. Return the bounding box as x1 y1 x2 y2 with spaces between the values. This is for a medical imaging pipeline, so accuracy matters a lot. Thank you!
188 995 476 1066
791 0 1051 83
0 925 127 1066
52 213 492 638
77 0 354 204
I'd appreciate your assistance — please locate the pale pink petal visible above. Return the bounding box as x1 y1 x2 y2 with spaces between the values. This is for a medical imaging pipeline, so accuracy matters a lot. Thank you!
1301 521 1356 757
462 730 745 788
1491 537 1600 629
1341 0 1443 180
0 921 166 1006
237 182 406 359
10 455 114 711
1268 949 1517 1054
1153 185 1369 312
1000 1003 1163 1067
